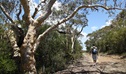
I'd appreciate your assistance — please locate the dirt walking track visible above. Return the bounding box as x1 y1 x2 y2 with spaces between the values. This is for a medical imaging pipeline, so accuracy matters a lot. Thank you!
55 53 126 74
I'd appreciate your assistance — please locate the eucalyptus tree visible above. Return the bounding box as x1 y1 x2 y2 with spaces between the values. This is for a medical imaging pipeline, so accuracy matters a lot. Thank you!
0 0 126 74
85 10 126 54
113 10 126 28
60 13 88 53
102 11 126 54
0 25 17 73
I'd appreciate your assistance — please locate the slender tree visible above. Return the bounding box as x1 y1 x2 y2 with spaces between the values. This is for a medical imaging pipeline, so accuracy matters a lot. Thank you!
0 0 126 74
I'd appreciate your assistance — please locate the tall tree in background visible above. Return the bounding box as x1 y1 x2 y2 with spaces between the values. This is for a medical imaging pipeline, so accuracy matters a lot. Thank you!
0 0 126 74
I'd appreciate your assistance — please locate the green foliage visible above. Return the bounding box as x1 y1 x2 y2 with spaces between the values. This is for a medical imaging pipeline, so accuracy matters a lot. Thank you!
85 10 126 54
0 25 17 74
35 25 82 73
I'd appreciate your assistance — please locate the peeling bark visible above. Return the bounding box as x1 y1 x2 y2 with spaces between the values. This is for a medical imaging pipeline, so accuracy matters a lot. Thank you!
7 30 21 57
20 24 37 74
1 0 126 74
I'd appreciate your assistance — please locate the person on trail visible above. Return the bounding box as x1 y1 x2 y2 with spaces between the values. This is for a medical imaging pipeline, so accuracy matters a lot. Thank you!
90 44 98 65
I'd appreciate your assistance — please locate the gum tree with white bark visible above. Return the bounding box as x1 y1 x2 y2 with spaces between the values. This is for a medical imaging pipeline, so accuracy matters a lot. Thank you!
0 0 126 74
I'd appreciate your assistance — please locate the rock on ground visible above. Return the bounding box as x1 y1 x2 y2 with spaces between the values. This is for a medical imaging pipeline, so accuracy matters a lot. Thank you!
55 53 126 74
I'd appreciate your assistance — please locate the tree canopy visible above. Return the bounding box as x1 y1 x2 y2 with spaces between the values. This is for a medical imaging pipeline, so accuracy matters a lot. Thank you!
85 10 126 54
0 0 126 74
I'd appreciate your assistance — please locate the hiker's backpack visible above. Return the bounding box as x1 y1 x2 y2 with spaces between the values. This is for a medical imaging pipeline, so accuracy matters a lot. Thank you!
92 48 98 54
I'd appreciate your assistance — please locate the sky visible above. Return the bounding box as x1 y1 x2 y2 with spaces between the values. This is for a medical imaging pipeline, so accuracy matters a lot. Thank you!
32 0 122 50
80 10 121 50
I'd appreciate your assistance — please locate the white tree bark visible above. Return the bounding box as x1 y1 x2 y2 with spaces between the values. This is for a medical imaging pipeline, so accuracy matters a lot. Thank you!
1 0 126 74
20 24 37 74
7 30 21 57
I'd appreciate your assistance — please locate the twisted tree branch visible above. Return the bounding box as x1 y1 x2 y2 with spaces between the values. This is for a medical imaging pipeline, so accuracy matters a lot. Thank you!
33 4 125 52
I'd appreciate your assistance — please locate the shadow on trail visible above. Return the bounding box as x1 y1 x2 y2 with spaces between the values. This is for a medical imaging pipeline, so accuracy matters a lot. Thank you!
55 64 126 74
71 70 126 74
58 68 126 74
55 53 126 74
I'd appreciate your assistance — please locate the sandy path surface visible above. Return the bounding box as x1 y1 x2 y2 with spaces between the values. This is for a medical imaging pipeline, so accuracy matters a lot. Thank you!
83 53 121 64
55 53 126 74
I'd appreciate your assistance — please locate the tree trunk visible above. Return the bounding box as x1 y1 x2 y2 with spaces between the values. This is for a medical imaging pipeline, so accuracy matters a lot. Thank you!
20 25 37 74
